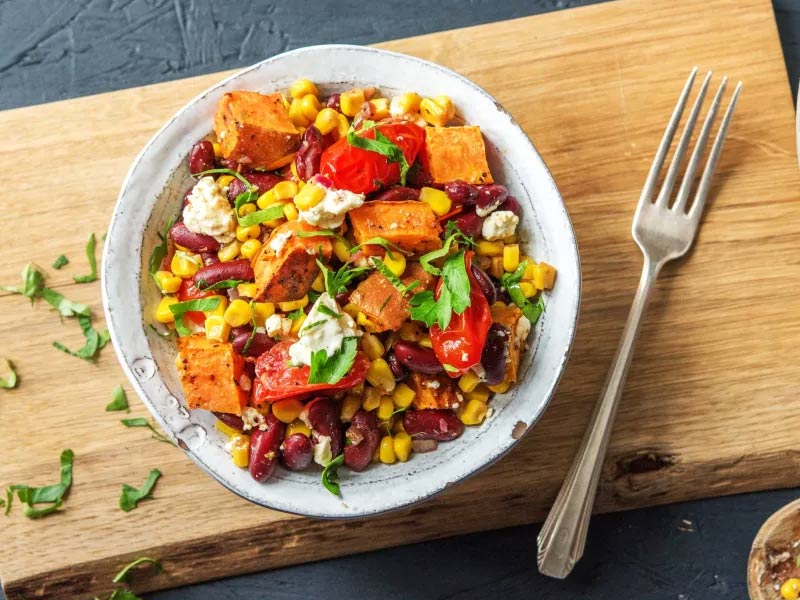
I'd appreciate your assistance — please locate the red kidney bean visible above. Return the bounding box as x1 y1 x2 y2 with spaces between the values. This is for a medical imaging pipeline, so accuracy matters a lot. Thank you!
393 341 443 375
334 291 350 305
481 323 510 385
403 410 464 441
295 126 324 181
193 259 254 288
373 186 420 202
282 433 313 471
249 414 285 482
343 410 380 472
476 184 509 216
448 210 484 238
231 325 253 337
387 352 407 381
217 157 239 170
189 140 215 175
306 397 343 457
498 196 521 216
169 221 220 252
225 173 281 203
232 331 274 358
444 180 479 205
201 251 220 266
470 264 497 305
326 93 341 111
213 411 244 431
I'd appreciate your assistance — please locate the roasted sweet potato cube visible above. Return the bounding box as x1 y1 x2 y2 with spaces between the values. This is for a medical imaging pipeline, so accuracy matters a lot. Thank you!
251 221 333 303
213 91 300 169
176 335 248 415
348 201 442 254
348 262 436 332
490 303 530 384
407 372 463 410
421 126 493 185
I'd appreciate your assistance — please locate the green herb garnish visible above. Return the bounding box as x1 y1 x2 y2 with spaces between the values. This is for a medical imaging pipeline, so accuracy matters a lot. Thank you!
0 358 18 389
52 255 69 269
349 236 410 260
410 250 471 330
53 314 110 362
371 257 419 297
317 304 342 319
149 217 174 282
106 385 130 412
347 123 410 185
40 287 91 318
442 363 459 373
445 220 476 248
7 449 74 518
286 308 305 320
73 233 98 283
119 469 162 512
501 261 545 325
316 259 369 297
112 556 164 583
242 301 257 356
168 297 221 336
301 319 328 332
321 454 345 496
236 194 285 227
195 278 245 292
2 263 45 302
308 337 358 385
121 418 175 446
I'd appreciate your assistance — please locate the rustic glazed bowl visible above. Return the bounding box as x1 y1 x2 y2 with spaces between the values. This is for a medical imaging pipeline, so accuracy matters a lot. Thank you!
102 45 581 518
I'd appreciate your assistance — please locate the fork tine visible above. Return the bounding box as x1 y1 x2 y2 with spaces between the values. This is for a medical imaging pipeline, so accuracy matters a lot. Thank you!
638 67 698 206
672 77 727 213
654 71 712 207
688 81 742 219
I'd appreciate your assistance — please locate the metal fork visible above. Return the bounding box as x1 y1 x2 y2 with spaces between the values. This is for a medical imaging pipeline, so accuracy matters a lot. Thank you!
536 68 742 579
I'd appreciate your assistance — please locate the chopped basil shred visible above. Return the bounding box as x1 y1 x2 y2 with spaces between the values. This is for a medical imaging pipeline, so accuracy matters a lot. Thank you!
40 287 91 318
6 449 74 518
149 217 175 281
119 469 162 512
321 454 345 496
2 263 45 302
168 297 221 336
121 418 175 445
316 259 369 297
347 122 410 185
53 314 110 362
73 233 98 283
501 260 545 324
106 385 130 412
52 254 69 270
112 556 164 584
349 236 410 260
242 302 257 355
286 307 305 320
0 358 18 389
195 278 245 292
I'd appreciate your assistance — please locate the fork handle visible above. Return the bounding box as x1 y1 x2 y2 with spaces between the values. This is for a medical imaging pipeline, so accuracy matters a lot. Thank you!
537 255 661 579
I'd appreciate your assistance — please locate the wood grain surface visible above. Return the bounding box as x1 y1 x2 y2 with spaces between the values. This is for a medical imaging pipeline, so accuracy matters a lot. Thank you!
1 0 798 597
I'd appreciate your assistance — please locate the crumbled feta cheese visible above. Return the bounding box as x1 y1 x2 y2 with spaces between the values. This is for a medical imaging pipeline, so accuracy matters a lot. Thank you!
265 314 292 339
516 315 531 342
183 176 236 244
298 179 365 228
313 435 333 466
241 407 266 432
481 210 519 241
461 351 469 362
288 292 360 367
423 379 441 389
269 229 293 255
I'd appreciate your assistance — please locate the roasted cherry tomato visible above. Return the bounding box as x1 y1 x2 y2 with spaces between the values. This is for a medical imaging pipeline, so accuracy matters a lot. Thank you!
178 278 212 325
319 122 425 194
252 341 370 403
429 252 492 378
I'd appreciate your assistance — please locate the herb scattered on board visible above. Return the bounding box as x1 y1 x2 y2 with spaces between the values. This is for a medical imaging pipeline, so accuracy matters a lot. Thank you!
121 418 175 446
53 314 111 362
93 557 164 600
0 358 18 389
308 336 358 385
321 454 345 496
119 469 162 512
347 121 410 185
73 233 99 283
501 260 545 325
5 449 74 518
52 254 69 270
106 385 130 412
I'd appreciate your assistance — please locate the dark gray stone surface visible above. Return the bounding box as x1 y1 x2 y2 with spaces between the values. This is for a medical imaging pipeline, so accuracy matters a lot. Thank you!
1 1 798 598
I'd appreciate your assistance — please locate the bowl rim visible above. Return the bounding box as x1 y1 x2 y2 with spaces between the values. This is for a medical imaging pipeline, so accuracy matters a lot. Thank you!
102 43 582 518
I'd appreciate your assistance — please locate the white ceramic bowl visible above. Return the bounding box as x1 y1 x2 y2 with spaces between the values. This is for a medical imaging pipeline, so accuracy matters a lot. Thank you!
102 45 580 518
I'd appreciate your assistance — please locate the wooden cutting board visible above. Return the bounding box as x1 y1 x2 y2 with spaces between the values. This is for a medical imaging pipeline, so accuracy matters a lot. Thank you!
2 0 798 597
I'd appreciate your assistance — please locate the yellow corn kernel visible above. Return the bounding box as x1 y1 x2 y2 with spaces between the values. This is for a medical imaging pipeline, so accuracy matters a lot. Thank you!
357 312 378 333
334 113 350 139
398 321 423 341
391 383 415 409
289 78 319 99
361 332 385 360
379 436 396 464
781 578 800 600
155 296 179 323
503 234 518 244
362 386 382 411
488 380 511 394
366 358 396 393
257 189 277 209
418 187 452 216
236 224 261 242
240 239 262 260
489 256 504 279
217 240 242 262
314 107 340 135
503 244 520 272
238 202 257 217
392 418 405 435
465 384 491 404
228 434 250 468
215 420 240 438
204 295 228 318
458 371 481 393
205 315 231 342
476 240 504 257
420 95 455 127
390 92 422 117
237 283 259 298
278 295 308 312
288 98 311 127
216 174 234 188
492 301 507 310
154 270 182 294
382 251 407 277
290 313 306 336
283 202 299 221
212 142 223 158
290 159 301 181
298 94 320 122
223 299 252 327
418 335 432 349
533 262 557 290
263 209 286 230
272 398 305 423
170 252 201 278
369 98 390 119
519 282 537 298
293 183 326 211
393 432 412 462
522 260 537 281
272 180 298 202
286 419 311 437
342 303 361 319
333 238 352 262
311 271 325 293
252 302 275 326
340 88 366 117
341 394 362 422
377 396 394 421
459 399 488 425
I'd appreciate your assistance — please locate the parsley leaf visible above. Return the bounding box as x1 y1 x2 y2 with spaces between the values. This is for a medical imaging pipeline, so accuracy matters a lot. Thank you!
195 278 245 292
73 233 98 283
112 556 164 584
121 418 175 446
321 454 345 496
409 250 470 329
7 449 74 519
441 250 471 314
168 298 221 336
501 261 546 325
119 469 161 512
0 358 18 389
445 220 476 248
418 234 460 277
149 217 174 280
371 258 419 297
347 124 410 185
106 385 130 412
286 308 305 320
316 259 369 297
53 314 109 362
349 236 410 260
52 255 69 270
308 336 358 385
